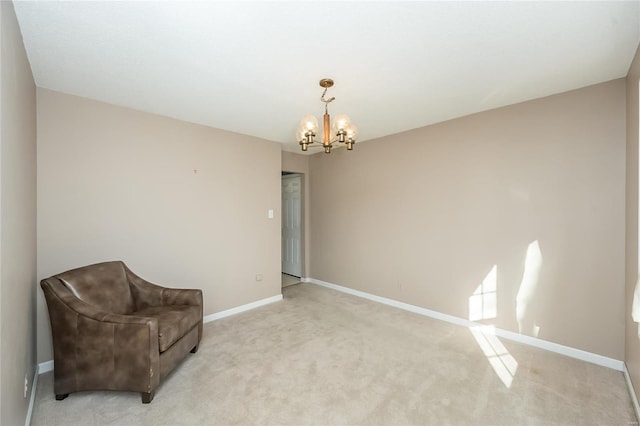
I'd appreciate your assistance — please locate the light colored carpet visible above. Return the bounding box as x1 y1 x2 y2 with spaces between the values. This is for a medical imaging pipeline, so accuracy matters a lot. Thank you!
282 273 301 288
31 283 635 425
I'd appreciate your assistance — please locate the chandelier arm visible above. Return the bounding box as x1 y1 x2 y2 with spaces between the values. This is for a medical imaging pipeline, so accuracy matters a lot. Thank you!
305 138 341 147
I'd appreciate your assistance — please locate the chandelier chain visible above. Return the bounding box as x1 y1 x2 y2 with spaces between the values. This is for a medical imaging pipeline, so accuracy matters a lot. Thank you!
320 87 335 114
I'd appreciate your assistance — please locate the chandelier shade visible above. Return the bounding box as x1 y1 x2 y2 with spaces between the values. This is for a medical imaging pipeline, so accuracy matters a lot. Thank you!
296 79 357 154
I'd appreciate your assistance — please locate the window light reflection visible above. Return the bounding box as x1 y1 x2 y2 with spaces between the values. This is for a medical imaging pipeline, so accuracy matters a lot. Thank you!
516 240 543 336
470 325 518 388
469 265 497 321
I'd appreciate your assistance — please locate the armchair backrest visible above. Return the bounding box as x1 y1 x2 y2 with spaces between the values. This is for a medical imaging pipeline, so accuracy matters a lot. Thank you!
53 261 135 314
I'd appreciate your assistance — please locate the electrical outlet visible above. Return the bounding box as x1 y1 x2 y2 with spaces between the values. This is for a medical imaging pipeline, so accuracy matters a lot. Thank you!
255 274 263 282
24 374 28 398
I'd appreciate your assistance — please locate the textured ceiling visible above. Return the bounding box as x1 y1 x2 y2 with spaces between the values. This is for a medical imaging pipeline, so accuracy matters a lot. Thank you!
13 1 640 153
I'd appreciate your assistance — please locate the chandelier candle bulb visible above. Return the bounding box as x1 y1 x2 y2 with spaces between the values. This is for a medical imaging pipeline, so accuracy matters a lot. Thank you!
346 124 358 141
300 114 319 133
332 114 351 133
296 128 307 143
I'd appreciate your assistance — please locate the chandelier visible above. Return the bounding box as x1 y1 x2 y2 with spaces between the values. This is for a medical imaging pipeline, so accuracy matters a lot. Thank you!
296 78 358 154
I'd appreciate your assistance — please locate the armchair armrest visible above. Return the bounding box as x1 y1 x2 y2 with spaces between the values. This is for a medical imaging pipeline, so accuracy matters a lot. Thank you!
161 288 202 307
124 265 204 347
124 264 202 310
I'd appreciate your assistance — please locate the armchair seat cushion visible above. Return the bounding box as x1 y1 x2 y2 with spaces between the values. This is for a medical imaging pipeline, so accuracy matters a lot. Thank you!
134 305 201 352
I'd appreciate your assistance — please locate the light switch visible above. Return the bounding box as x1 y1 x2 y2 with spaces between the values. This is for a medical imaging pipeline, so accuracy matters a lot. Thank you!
268 209 274 219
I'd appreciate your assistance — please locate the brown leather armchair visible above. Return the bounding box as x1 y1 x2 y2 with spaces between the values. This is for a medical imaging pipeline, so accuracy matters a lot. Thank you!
40 261 203 403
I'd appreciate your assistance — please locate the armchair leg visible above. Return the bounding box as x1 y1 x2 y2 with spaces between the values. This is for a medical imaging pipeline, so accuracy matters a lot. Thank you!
55 393 69 401
190 344 199 354
141 390 155 404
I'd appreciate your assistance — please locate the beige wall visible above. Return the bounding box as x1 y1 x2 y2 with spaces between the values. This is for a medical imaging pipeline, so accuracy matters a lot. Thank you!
626 43 640 403
282 151 310 277
0 1 38 425
37 89 282 363
282 151 309 175
309 79 626 359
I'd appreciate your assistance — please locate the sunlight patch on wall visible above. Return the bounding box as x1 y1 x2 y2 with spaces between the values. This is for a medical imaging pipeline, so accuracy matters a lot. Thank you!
469 264 497 321
470 325 518 388
516 240 543 336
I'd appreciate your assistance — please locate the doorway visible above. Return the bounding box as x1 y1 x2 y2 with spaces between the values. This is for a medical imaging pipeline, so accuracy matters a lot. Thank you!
282 172 302 286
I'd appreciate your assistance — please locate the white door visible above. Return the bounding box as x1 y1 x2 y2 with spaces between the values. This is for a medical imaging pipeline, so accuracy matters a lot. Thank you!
282 174 302 277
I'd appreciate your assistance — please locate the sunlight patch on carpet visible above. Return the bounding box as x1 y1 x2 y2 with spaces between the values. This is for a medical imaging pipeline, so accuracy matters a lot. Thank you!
470 325 518 388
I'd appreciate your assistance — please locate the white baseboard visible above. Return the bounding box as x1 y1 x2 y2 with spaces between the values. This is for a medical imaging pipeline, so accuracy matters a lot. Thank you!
25 364 40 426
37 293 284 375
306 278 625 372
203 294 283 323
492 326 623 371
37 360 53 375
624 363 640 423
